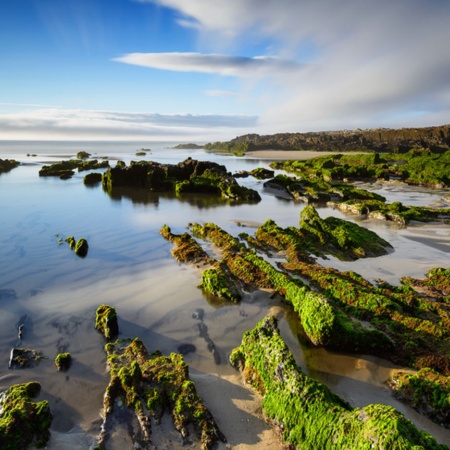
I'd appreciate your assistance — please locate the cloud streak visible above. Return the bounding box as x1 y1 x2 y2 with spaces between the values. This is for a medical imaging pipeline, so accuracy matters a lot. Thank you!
136 0 450 131
0 108 258 140
114 52 302 77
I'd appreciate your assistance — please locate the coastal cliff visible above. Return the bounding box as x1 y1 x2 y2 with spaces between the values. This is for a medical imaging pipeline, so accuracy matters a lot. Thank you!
205 124 450 153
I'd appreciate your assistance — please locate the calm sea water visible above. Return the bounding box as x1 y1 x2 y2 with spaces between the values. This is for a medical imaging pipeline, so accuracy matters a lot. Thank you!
1 141 449 447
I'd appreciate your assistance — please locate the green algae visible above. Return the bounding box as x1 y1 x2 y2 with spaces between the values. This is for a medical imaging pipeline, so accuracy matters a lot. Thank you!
83 172 102 185
230 316 449 450
55 352 72 371
95 304 119 340
0 382 52 449
101 337 225 449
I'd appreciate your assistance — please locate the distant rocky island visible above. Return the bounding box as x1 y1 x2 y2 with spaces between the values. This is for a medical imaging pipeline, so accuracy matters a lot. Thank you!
205 124 450 154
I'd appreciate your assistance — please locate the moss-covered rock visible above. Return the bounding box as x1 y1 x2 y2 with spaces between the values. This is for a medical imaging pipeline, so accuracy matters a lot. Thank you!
99 337 225 449
0 382 52 449
95 304 119 340
8 347 44 369
64 236 89 257
230 316 449 450
199 264 241 303
76 151 91 159
299 205 392 259
55 352 72 371
160 225 210 264
0 159 20 174
102 158 261 202
389 368 450 427
83 172 102 185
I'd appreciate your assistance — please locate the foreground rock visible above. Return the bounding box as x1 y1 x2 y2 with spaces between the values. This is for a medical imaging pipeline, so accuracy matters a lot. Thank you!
95 304 119 340
98 337 226 449
230 316 449 450
0 382 52 449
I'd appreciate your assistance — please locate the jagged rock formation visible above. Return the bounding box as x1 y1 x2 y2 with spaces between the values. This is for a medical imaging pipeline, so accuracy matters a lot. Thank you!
206 124 450 153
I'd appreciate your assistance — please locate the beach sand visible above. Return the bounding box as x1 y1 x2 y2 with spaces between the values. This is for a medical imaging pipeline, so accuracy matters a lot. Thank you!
245 149 344 160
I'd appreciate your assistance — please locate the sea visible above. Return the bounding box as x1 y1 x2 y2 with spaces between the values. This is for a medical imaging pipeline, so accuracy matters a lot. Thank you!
0 140 449 448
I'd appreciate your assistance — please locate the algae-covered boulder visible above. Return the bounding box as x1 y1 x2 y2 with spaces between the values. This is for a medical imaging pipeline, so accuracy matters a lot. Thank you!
0 382 52 449
230 316 449 450
99 338 225 449
76 151 91 159
0 159 20 174
55 352 72 371
74 238 89 257
64 236 89 257
83 172 102 185
95 304 119 340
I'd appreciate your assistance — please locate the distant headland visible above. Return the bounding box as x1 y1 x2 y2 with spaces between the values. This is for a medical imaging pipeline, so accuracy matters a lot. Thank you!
204 124 450 154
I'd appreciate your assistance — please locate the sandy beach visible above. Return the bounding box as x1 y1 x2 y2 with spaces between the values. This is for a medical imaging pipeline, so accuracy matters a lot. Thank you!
245 149 345 160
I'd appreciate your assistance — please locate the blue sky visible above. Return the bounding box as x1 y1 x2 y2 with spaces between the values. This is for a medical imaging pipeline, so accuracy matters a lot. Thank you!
1 0 450 141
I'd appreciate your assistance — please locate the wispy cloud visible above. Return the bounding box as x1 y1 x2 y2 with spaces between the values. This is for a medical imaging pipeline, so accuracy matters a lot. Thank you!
136 0 450 131
0 108 258 140
114 52 302 77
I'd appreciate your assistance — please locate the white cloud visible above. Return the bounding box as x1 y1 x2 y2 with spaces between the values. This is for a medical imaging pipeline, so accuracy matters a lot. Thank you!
0 108 258 141
136 0 450 131
114 52 302 77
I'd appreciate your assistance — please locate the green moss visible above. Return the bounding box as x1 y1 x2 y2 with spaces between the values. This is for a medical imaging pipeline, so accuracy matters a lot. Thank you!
55 352 72 371
0 382 52 449
231 316 449 449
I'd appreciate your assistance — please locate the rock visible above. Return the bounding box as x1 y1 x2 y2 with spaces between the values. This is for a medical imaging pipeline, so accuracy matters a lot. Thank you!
230 316 448 449
8 347 43 369
95 304 119 340
55 352 72 371
74 238 89 257
83 172 102 185
0 382 52 449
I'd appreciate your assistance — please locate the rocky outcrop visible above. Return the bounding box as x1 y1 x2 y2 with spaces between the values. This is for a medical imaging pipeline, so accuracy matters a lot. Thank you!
0 382 52 449
230 316 449 450
102 158 261 202
95 304 119 340
211 124 450 153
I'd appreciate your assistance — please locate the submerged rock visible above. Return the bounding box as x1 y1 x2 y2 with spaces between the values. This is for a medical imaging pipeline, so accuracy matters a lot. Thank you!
230 316 449 450
8 347 44 369
0 382 52 449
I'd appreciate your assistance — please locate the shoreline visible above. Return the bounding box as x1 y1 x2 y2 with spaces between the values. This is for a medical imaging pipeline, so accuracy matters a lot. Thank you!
245 149 345 160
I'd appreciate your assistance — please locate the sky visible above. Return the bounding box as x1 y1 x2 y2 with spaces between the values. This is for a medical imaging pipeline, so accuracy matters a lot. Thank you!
1 0 450 141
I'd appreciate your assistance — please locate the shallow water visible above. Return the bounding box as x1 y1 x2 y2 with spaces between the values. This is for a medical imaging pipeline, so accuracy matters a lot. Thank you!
1 142 449 447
